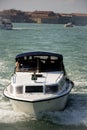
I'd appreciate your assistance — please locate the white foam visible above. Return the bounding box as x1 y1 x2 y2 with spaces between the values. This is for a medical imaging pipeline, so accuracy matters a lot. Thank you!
0 100 35 123
0 62 5 71
13 27 39 30
0 109 35 123
41 91 87 126
72 81 87 93
0 78 10 86
42 108 87 126
0 101 31 123
0 61 10 76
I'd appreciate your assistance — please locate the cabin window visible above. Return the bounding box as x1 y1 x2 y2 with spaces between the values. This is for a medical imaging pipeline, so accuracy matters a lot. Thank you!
46 84 58 93
59 77 65 87
16 86 23 94
25 86 43 93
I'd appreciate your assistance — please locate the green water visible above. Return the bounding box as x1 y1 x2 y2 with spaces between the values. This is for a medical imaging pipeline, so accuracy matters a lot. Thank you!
0 23 87 129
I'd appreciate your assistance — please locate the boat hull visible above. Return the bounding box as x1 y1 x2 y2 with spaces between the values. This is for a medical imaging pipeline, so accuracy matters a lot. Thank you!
9 94 68 117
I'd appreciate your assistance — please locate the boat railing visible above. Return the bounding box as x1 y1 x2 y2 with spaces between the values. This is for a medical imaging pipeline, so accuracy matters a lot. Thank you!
43 73 48 94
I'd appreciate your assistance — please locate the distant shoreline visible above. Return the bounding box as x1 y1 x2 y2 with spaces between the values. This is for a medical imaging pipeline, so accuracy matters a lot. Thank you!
0 9 87 25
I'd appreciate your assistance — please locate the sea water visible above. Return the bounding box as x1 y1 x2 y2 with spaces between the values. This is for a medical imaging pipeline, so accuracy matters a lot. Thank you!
0 23 87 130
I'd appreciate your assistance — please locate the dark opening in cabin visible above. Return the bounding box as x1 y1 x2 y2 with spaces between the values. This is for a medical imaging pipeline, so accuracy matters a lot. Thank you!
25 85 43 93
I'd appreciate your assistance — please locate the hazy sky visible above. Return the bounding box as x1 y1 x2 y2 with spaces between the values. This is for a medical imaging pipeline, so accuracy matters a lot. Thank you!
0 0 87 13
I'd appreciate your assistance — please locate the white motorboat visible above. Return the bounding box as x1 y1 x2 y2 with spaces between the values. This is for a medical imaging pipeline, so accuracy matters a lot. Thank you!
4 51 74 117
0 18 13 30
64 22 73 27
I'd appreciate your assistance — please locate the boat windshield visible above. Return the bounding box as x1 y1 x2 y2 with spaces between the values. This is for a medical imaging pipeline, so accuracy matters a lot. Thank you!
15 56 65 73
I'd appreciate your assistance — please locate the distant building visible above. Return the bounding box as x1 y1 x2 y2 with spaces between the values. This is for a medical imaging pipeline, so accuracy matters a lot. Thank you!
31 11 59 24
72 13 87 25
0 9 33 23
58 14 73 24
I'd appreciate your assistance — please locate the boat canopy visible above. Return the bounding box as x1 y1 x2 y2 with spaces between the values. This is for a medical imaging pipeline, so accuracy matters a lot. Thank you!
16 51 63 60
15 51 65 73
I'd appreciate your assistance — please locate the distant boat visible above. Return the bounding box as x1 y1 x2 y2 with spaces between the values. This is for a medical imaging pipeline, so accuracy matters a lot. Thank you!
0 18 13 30
64 22 73 27
4 51 74 117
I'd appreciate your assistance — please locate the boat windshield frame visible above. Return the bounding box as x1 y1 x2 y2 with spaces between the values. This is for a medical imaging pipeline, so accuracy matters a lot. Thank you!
15 51 65 73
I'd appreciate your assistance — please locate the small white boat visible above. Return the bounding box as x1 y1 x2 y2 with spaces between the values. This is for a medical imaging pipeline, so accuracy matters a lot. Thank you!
64 22 73 27
4 51 74 117
0 18 13 30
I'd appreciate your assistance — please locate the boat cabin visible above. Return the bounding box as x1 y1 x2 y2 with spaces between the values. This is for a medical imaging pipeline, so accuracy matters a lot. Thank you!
10 52 66 95
15 51 66 74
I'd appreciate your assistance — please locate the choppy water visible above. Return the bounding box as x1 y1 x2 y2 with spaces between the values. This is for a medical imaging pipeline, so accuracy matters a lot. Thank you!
0 23 87 130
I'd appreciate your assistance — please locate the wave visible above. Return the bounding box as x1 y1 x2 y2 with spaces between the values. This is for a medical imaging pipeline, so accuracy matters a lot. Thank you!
13 27 40 31
41 93 87 126
0 62 5 72
72 81 87 93
0 101 35 123
13 27 29 30
0 78 10 86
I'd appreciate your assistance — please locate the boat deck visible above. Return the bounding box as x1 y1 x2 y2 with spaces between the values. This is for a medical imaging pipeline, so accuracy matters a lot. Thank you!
12 71 63 86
